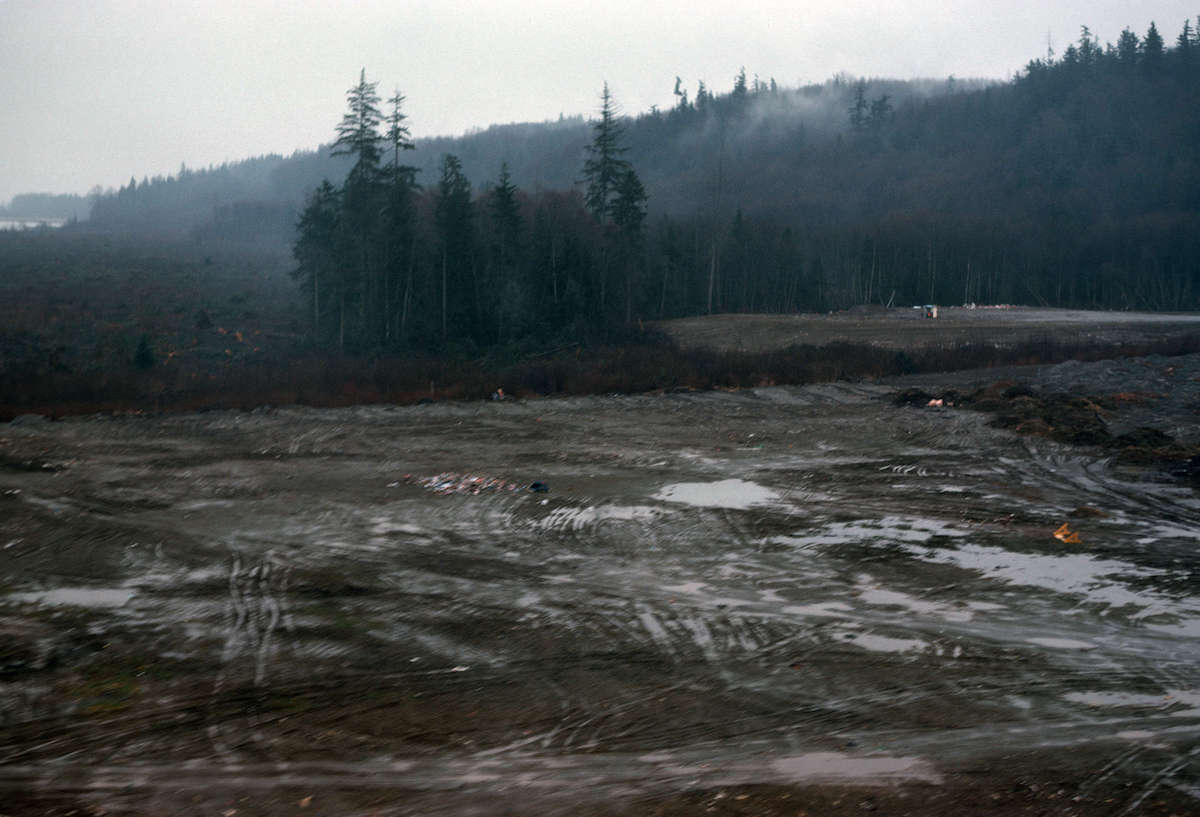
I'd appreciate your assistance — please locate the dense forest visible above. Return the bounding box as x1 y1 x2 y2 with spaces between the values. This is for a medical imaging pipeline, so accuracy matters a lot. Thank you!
0 192 90 221
64 20 1200 352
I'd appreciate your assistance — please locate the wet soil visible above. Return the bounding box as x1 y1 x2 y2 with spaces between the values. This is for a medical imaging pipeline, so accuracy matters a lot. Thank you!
2 352 1200 815
660 306 1200 353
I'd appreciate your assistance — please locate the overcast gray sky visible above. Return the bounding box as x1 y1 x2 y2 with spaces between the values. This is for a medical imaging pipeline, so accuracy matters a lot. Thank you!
1 0 1196 204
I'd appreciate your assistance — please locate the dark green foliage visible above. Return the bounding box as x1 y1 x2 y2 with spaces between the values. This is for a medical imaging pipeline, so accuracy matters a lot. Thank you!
332 68 384 182
490 163 522 264
1142 21 1165 71
292 72 426 353
611 169 647 238
5 226 1200 420
581 83 632 223
133 335 155 369
1117 27 1140 64
63 17 1200 356
434 154 474 341
292 180 342 346
0 193 89 221
848 80 868 131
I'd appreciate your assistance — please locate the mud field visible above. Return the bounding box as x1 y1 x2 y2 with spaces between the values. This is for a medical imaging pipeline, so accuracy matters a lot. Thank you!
3 353 1200 816
659 307 1200 353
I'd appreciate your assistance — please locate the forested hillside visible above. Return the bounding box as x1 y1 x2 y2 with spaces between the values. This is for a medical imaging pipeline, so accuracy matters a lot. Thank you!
0 192 90 221
79 70 988 242
77 20 1200 351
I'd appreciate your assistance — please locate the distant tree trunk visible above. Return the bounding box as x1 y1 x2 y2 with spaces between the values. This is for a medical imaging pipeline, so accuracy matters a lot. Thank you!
659 260 669 316
625 267 633 324
470 251 480 338
599 244 608 315
313 271 320 340
400 237 415 338
707 239 718 314
441 249 448 338
550 235 559 305
927 241 935 303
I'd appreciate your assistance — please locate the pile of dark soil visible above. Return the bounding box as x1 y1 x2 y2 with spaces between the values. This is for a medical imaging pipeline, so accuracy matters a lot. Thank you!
894 381 1200 484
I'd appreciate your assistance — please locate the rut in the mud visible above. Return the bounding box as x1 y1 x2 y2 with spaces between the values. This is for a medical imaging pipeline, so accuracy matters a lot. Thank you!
1 354 1199 816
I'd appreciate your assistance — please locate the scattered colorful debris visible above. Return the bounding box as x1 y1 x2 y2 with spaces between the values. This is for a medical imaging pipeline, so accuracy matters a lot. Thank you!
1053 522 1082 544
401 472 525 496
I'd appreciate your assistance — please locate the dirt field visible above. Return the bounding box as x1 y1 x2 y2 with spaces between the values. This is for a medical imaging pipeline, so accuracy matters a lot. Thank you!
2 315 1200 816
659 306 1200 352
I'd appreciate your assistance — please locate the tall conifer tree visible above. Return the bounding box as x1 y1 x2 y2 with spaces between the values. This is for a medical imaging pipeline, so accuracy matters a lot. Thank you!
581 83 632 223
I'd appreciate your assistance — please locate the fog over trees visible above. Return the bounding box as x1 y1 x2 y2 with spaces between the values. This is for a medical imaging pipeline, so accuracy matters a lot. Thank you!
53 19 1200 350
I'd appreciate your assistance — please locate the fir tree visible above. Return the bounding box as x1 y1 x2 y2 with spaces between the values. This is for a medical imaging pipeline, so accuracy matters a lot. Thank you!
435 154 473 339
491 162 522 265
849 80 868 131
581 83 632 223
1142 21 1165 71
610 168 647 239
1117 28 1140 66
332 69 384 183
293 181 342 346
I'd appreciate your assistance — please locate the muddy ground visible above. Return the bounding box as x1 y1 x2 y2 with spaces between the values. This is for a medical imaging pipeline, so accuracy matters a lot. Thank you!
659 306 1200 353
2 347 1200 815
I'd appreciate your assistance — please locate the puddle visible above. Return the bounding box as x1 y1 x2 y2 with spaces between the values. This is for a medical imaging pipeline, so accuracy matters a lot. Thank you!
1067 690 1200 718
836 628 929 654
916 544 1190 621
7 587 135 608
782 601 854 618
769 752 942 784
1027 637 1097 650
654 478 779 509
791 516 970 547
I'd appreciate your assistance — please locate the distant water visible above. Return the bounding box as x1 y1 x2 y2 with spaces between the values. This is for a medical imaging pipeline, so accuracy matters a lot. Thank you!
0 217 67 230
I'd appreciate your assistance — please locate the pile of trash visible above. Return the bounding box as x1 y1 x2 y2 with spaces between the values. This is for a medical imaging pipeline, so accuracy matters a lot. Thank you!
398 472 529 496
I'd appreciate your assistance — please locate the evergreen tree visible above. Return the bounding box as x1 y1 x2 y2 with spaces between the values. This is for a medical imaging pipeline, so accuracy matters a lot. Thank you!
332 69 384 182
733 67 749 98
134 335 155 369
491 162 522 266
435 154 474 340
488 163 529 342
849 80 868 131
1117 28 1140 65
610 168 648 239
1176 19 1196 67
385 89 418 180
292 181 343 346
331 70 386 350
611 168 649 323
1142 21 1165 71
381 90 420 345
1077 26 1099 64
581 83 632 223
867 94 893 134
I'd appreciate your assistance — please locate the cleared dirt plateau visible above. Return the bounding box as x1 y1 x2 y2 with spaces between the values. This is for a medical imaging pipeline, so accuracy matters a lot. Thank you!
658 305 1200 353
3 310 1200 816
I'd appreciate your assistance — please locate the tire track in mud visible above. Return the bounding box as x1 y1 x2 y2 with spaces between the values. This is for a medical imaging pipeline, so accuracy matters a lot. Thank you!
5 372 1200 813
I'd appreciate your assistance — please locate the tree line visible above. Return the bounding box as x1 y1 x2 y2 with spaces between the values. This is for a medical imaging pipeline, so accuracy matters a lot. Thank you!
292 74 649 352
73 17 1200 349
297 19 1200 353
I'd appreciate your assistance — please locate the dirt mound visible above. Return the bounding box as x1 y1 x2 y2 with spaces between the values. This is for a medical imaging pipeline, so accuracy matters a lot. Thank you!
904 375 1200 483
